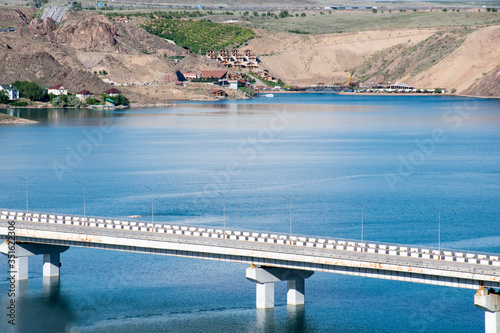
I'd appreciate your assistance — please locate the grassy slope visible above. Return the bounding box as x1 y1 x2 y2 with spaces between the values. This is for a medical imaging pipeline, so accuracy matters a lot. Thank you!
241 11 500 34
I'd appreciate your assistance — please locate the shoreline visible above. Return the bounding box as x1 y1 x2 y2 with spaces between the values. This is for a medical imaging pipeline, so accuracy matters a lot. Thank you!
0 113 38 124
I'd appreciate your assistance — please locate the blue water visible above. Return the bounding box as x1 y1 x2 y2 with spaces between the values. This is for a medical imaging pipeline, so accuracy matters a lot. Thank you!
0 93 499 332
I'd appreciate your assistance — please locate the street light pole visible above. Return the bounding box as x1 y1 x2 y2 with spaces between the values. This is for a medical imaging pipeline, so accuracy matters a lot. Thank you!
283 195 297 243
76 180 92 217
354 201 369 246
218 190 231 238
432 207 446 259
19 176 34 215
145 185 160 222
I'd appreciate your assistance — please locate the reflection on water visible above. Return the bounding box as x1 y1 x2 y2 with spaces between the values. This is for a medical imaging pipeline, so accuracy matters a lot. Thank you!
10 278 75 333
256 309 275 332
0 93 499 332
1 108 121 124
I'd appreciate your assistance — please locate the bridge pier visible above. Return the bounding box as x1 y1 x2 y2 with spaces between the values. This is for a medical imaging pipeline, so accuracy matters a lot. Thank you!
246 265 314 309
0 241 69 280
475 287 500 333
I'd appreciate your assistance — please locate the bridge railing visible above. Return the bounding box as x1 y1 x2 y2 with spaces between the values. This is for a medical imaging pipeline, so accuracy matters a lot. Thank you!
2 209 500 268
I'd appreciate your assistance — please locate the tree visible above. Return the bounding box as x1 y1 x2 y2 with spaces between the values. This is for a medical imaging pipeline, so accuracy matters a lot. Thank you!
86 97 99 105
71 1 82 11
13 81 47 101
279 10 290 18
113 94 129 106
0 90 9 104
51 97 66 107
67 95 83 108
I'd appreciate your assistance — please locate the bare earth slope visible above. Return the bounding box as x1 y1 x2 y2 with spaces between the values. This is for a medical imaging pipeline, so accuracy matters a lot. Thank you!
407 26 500 95
247 28 437 85
0 8 499 100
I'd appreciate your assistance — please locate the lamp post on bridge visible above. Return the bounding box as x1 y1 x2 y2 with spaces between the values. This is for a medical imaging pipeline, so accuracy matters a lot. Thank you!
432 207 447 259
218 190 231 238
145 185 160 223
283 195 298 244
19 176 34 215
354 201 369 248
76 180 92 217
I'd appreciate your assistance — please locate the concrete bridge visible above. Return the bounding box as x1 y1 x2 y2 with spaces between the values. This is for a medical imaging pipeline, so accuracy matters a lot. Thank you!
1 209 499 332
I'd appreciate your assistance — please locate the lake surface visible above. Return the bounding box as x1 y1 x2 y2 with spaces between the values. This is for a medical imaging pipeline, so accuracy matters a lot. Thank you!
1 93 499 332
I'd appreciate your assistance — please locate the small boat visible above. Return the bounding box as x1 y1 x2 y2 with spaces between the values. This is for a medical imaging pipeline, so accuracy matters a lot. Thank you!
264 93 275 98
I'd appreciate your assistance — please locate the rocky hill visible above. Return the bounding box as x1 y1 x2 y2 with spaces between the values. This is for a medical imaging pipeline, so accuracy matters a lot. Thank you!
0 7 499 100
0 8 233 103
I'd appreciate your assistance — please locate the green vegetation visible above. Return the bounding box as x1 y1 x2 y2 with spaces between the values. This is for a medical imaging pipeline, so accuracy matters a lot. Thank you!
70 1 82 11
0 90 8 104
288 29 309 34
9 100 29 107
451 88 457 94
244 11 500 34
192 77 219 83
51 94 83 108
142 18 254 54
239 86 256 97
86 97 99 105
13 81 47 101
105 10 235 20
101 93 129 106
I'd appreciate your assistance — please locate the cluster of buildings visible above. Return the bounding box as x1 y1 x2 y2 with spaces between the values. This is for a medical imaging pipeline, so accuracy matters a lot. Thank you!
47 84 123 100
0 83 123 102
206 49 259 70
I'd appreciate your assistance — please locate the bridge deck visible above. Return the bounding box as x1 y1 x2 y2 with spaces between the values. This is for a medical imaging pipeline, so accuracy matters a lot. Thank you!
1 210 499 289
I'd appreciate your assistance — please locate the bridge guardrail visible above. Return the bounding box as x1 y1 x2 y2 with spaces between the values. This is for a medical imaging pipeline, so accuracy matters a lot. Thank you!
1 209 500 268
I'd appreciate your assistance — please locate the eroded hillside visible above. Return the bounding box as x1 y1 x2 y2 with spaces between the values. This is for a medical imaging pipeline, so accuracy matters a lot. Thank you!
0 8 237 103
249 24 500 96
0 7 499 99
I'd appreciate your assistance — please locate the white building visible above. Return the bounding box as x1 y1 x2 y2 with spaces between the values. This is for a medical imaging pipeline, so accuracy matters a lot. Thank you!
0 84 19 100
47 84 68 96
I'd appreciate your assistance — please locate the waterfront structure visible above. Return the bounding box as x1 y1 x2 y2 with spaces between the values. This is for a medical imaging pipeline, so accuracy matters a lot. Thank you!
1 210 499 332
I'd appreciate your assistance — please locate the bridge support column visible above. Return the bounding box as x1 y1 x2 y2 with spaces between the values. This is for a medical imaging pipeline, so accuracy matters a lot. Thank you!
287 277 306 305
246 265 314 309
256 282 275 309
43 252 61 277
474 287 500 333
0 241 69 280
12 256 29 281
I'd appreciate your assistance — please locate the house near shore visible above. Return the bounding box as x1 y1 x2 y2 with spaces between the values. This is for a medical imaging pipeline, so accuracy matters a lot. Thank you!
201 70 228 80
75 90 94 101
209 89 227 98
48 84 68 96
0 84 19 100
103 88 122 97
